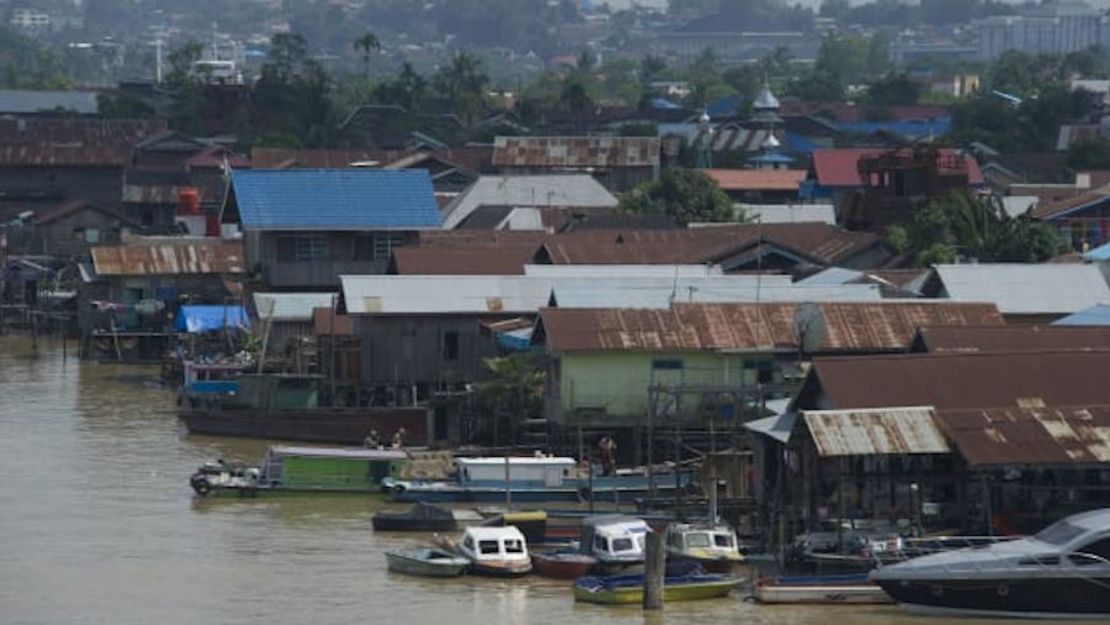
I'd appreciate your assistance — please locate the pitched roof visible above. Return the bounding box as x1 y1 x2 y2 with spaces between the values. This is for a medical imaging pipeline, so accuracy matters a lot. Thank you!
806 351 1110 411
802 407 950 457
442 175 618 229
703 169 807 191
812 148 984 187
538 302 1001 353
0 89 99 115
0 118 166 167
1030 184 1110 220
90 240 245 275
492 136 660 168
916 325 1110 353
729 203 836 225
934 405 1110 466
931 263 1110 315
254 292 337 321
226 169 441 231
33 200 140 228
390 246 535 275
1054 303 1110 326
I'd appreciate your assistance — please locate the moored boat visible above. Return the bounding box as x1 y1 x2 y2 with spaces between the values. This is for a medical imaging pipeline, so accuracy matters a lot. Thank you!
573 572 741 604
665 523 745 574
189 446 408 497
580 514 651 575
373 503 457 532
385 548 470 577
754 573 892 604
871 508 1110 619
449 526 533 577
531 550 598 580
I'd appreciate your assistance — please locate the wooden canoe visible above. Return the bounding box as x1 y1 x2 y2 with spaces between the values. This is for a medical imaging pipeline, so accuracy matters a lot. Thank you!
385 548 470 577
531 551 597 580
573 574 741 605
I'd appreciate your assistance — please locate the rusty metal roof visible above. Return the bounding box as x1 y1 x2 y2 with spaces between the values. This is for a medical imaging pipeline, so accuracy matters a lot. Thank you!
808 351 1110 411
802 407 950 457
539 302 1002 353
0 118 166 167
90 240 245 276
935 405 1110 466
390 246 534 275
917 325 1110 353
492 136 660 168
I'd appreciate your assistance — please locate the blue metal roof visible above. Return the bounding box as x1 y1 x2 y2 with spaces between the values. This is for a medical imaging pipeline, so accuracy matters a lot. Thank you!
1083 243 1110 262
229 169 441 231
838 119 952 139
748 152 795 164
1053 304 1110 326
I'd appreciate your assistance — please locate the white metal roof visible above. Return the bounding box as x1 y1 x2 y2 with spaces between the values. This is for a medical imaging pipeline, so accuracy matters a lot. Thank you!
456 456 576 466
933 263 1110 315
463 526 527 541
522 264 724 277
268 446 408 460
550 282 881 309
254 292 337 321
441 175 618 229
736 203 836 225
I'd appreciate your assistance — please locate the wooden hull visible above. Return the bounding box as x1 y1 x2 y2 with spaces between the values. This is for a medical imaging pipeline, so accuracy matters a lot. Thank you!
471 561 533 577
574 578 741 604
530 553 597 580
179 407 427 445
754 583 892 604
386 550 469 578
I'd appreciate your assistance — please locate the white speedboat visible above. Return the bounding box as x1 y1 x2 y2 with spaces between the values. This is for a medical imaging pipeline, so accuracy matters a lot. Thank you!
580 514 651 574
443 526 533 577
871 509 1110 619
665 523 745 573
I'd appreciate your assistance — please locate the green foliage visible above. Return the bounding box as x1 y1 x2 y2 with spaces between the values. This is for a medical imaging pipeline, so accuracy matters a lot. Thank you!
97 92 155 118
947 81 1072 152
477 354 545 443
890 191 1062 266
619 167 735 226
431 52 490 124
865 73 922 109
353 31 381 80
1066 138 1110 170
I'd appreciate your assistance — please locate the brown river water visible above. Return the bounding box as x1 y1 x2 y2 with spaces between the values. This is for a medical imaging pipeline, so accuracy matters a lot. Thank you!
0 337 1079 625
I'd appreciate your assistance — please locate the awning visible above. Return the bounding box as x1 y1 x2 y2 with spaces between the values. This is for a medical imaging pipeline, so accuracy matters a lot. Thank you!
802 406 949 457
175 305 250 333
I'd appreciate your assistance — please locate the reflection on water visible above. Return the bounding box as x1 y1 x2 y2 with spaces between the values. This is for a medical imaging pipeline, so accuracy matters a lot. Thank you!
0 337 1076 625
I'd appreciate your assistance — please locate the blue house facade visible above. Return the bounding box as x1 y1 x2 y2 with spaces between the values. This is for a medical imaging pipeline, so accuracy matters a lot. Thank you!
221 169 441 289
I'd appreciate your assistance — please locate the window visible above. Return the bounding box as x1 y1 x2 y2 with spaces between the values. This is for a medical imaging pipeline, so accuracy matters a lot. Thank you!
1034 520 1086 546
1076 537 1110 562
443 331 459 361
373 233 404 260
612 537 634 552
652 359 683 370
85 228 100 243
713 533 734 548
478 540 501 555
685 533 712 548
504 539 524 554
594 535 608 553
294 236 327 260
353 235 374 261
463 536 474 552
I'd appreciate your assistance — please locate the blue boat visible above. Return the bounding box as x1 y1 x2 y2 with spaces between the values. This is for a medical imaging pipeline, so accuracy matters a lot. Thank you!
383 456 696 503
573 571 742 604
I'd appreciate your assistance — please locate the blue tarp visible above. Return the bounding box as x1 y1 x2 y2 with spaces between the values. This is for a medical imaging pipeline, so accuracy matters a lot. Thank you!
175 305 250 333
496 327 534 351
1053 304 1110 326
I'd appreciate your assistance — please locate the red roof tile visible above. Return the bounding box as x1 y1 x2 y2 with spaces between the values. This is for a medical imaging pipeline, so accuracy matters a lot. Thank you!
812 148 984 187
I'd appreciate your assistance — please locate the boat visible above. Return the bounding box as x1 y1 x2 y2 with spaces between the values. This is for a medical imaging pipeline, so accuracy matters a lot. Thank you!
580 515 651 574
665 523 745 574
754 573 892 604
384 456 696 503
447 526 533 577
372 503 457 532
870 508 1110 619
179 373 429 444
573 572 741 604
531 550 598 579
385 548 471 577
189 446 408 497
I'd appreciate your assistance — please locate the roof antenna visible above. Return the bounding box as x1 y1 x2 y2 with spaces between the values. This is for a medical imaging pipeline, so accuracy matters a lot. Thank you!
669 263 679 307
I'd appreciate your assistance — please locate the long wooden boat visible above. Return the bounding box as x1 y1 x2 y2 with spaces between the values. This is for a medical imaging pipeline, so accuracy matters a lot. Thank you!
373 503 458 532
754 573 892 604
385 548 470 577
531 551 598 580
189 446 407 497
573 572 741 604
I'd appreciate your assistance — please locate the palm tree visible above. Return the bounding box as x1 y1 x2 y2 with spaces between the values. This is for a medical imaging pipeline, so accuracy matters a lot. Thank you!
353 31 381 81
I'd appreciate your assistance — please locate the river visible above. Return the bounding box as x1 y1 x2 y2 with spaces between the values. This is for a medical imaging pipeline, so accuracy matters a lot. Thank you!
0 337 1071 625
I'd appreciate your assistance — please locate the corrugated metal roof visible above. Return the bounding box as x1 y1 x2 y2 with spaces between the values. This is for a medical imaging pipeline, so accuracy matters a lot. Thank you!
550 282 880 308
254 292 337 321
523 264 724 277
812 148 984 187
539 302 1001 352
0 118 166 167
391 246 535 275
0 89 99 115
703 169 807 192
803 407 950 457
90 240 244 275
228 169 441 231
1054 304 1110 326
917 325 1110 353
808 351 1110 411
492 136 659 168
933 263 1110 315
733 203 836 225
935 405 1110 466
442 175 618 229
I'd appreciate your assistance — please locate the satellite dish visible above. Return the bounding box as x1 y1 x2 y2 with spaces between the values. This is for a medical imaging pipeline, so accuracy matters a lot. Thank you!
793 302 827 356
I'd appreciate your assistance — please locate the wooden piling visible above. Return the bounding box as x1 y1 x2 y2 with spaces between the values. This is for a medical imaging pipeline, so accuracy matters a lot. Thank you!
643 525 667 610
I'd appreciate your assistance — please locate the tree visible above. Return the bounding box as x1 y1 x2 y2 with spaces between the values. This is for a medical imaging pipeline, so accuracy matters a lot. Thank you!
262 32 309 86
1067 138 1110 170
431 52 490 124
889 191 1062 266
476 354 544 446
620 168 735 226
165 40 204 88
353 31 381 80
865 73 922 110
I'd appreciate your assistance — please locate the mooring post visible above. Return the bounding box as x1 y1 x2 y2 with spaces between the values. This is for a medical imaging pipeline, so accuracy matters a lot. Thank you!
643 524 667 610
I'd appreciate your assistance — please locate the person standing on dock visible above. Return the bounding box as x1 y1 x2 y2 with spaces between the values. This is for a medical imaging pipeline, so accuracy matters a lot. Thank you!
598 435 616 476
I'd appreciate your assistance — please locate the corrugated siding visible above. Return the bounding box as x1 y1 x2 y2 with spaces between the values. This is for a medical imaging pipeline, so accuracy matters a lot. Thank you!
90 241 245 275
802 407 950 457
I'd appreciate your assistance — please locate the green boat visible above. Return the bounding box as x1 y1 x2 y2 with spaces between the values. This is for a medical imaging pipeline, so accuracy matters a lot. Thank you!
385 548 471 577
573 573 742 605
190 446 409 498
